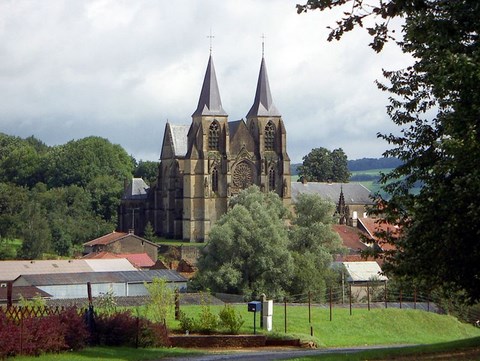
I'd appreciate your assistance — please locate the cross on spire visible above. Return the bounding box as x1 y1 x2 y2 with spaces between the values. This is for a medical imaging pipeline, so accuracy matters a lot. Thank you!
207 29 215 54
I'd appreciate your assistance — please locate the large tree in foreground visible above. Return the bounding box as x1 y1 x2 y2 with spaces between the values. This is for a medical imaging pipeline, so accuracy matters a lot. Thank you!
298 1 480 302
194 187 293 299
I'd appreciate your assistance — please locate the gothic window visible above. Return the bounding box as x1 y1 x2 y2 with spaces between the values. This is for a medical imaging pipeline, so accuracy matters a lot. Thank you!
208 121 220 150
268 167 275 190
212 167 219 193
233 161 253 190
265 121 275 151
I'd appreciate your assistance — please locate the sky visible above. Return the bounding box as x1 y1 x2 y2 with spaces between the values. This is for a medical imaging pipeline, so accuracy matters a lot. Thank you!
0 0 412 163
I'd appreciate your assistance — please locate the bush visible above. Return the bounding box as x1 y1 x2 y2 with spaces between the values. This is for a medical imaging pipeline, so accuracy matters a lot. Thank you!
178 310 195 333
218 305 244 334
195 303 218 334
138 319 171 347
94 310 138 346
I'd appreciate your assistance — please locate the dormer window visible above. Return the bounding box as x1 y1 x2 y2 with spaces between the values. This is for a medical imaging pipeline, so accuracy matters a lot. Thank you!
208 121 220 150
265 121 275 150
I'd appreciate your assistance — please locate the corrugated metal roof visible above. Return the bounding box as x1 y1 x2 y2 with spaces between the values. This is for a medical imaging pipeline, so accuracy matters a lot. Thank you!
342 261 388 282
16 270 187 286
291 182 373 205
0 259 136 282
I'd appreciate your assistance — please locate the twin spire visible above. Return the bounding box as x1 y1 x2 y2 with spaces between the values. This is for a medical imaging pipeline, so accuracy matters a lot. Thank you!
192 54 280 118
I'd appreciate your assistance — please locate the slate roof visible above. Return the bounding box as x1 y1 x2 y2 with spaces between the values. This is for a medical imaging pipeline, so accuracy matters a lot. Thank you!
192 54 227 117
291 182 373 205
0 259 137 282
122 178 149 200
246 57 280 117
228 120 243 138
16 270 187 286
169 124 190 157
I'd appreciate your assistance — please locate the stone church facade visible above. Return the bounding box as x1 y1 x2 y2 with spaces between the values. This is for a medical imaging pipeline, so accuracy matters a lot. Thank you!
118 54 291 241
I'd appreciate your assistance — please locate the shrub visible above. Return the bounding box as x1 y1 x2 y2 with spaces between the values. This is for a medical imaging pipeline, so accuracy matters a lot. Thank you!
178 310 195 333
94 310 138 346
218 305 244 334
138 319 171 347
195 303 218 334
59 307 90 350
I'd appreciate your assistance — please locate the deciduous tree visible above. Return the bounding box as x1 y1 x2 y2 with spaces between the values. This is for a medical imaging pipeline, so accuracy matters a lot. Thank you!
298 147 350 182
298 0 480 301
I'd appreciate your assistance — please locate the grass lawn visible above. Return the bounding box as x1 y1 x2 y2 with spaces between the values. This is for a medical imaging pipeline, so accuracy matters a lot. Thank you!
166 304 480 347
14 346 202 361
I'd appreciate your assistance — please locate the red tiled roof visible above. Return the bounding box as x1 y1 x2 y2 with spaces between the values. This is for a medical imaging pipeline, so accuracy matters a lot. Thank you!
332 224 369 252
82 251 154 268
358 218 398 251
117 253 155 268
83 231 129 246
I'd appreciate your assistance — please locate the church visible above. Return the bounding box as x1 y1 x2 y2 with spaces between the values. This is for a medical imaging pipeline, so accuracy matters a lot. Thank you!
118 53 291 241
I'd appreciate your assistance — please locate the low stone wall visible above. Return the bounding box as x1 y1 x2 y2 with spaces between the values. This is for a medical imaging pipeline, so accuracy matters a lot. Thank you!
169 335 267 348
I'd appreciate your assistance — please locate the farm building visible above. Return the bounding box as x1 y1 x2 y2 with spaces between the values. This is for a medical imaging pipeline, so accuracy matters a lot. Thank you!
13 269 187 299
83 231 159 262
0 258 137 285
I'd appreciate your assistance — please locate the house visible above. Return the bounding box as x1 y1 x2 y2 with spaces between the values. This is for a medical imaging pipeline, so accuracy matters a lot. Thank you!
13 270 187 299
334 261 388 300
83 231 159 263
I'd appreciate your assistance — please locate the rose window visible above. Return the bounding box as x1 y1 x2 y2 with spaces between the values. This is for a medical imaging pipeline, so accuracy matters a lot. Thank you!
233 162 253 189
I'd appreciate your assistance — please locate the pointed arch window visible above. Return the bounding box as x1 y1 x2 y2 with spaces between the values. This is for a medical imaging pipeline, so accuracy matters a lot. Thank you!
268 167 276 191
212 167 219 193
265 121 275 151
208 121 220 150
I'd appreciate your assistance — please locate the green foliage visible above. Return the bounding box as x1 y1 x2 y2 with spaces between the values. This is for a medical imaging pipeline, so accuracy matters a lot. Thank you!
288 193 345 299
177 311 195 333
299 0 480 303
298 147 350 182
18 294 47 308
95 289 118 316
0 237 17 260
144 278 174 323
134 160 158 185
194 186 293 299
218 304 244 334
195 302 219 334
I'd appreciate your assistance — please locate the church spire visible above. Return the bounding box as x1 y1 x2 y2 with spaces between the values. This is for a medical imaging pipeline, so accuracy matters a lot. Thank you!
246 56 280 118
192 54 227 117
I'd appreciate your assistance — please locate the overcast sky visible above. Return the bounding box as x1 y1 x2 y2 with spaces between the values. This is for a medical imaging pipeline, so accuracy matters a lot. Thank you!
0 0 412 163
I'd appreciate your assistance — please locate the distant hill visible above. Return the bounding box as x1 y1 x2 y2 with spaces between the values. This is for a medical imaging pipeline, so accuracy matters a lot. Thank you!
290 157 401 175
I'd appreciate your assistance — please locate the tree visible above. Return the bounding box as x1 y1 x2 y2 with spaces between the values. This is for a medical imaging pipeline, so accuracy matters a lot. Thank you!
288 193 345 298
298 147 350 182
298 1 480 301
144 277 174 323
134 160 159 185
44 136 134 188
194 186 293 299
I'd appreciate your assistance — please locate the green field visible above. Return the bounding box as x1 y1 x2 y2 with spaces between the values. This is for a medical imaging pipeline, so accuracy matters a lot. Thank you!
169 305 480 348
13 305 480 361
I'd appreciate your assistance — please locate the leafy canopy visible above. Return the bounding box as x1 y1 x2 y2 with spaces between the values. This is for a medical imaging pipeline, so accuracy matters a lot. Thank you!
298 147 350 182
298 0 480 302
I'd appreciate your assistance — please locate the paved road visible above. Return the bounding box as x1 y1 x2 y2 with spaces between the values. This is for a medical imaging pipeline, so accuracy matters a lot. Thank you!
161 345 411 361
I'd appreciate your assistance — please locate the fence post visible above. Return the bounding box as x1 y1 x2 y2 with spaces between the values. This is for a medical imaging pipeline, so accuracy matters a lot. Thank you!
367 283 370 311
384 282 388 309
414 288 417 310
400 289 402 309
284 297 287 334
175 288 180 320
20 307 24 356
308 291 312 324
349 284 352 316
329 288 333 321
7 282 12 308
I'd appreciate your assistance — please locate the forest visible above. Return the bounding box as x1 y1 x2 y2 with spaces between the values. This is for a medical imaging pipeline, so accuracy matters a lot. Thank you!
0 132 158 260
